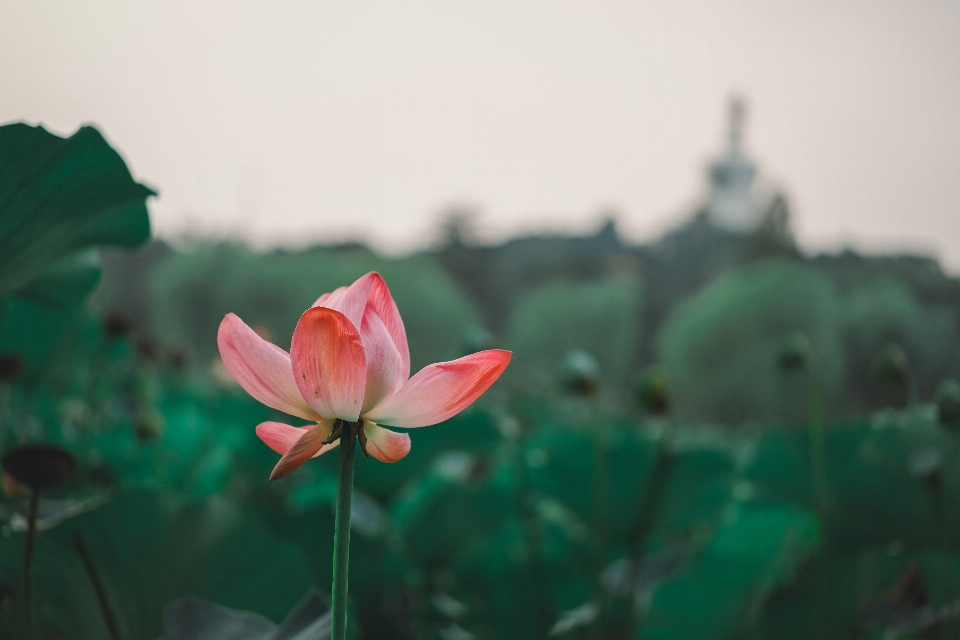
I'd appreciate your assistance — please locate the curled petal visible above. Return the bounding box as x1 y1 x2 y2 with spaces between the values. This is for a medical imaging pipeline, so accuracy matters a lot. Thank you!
366 273 410 381
256 421 339 457
217 314 321 421
360 307 404 413
291 307 367 421
362 421 411 463
366 350 512 428
268 420 337 481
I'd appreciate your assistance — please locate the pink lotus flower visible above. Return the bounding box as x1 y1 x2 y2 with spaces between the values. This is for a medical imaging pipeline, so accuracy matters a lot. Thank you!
217 272 511 480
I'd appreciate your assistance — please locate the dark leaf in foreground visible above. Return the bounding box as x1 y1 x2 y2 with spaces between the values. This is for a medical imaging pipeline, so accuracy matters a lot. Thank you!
0 123 154 296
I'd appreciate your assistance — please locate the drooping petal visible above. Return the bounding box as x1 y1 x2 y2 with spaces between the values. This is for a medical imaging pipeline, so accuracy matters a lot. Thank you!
365 273 410 381
312 273 376 330
291 307 367 421
365 350 512 428
268 420 338 481
359 306 404 413
255 420 339 458
362 420 411 463
217 314 322 422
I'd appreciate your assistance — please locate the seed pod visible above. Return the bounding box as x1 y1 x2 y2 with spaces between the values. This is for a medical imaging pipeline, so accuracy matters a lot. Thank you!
636 374 670 415
936 378 960 432
102 313 133 340
1 445 76 490
561 350 600 397
871 343 909 386
0 353 24 382
777 331 813 373
908 447 942 491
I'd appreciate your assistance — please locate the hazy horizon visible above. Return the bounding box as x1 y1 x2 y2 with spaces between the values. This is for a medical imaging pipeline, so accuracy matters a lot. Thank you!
2 0 959 271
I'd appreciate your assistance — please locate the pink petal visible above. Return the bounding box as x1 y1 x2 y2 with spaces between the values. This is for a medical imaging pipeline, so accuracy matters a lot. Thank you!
360 306 404 413
365 273 411 381
268 420 338 481
362 421 411 463
313 273 376 330
291 307 367 421
313 286 347 309
256 420 339 458
217 314 321 422
365 350 512 428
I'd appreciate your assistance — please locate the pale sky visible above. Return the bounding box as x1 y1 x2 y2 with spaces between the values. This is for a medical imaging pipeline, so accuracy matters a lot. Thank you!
2 1 959 271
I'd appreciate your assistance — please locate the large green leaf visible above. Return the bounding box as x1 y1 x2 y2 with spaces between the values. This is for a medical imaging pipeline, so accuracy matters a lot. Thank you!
643 503 820 640
524 426 735 551
0 491 314 640
745 411 960 552
759 548 918 640
0 123 154 295
0 251 102 378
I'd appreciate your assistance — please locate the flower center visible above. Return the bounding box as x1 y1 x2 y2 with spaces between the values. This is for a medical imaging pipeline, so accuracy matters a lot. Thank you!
321 419 370 459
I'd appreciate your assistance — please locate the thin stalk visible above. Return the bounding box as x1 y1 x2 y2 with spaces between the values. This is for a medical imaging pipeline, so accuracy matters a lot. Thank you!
628 440 676 638
0 383 9 451
905 369 917 409
589 423 609 640
929 482 955 601
24 488 40 640
331 420 357 640
511 432 554 636
73 533 121 640
808 377 829 639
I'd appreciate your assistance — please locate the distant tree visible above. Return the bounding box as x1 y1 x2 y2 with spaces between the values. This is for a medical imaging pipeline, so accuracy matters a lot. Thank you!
504 275 642 393
149 242 481 371
840 276 958 412
657 259 843 424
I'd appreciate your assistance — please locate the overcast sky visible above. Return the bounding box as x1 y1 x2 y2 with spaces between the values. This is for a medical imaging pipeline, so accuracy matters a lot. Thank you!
2 1 959 270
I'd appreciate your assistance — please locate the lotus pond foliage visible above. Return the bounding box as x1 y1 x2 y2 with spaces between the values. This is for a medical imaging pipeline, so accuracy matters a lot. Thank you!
2 124 960 640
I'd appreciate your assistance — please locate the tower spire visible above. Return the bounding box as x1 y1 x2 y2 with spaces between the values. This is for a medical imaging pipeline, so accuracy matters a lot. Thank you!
729 96 745 154
704 96 759 232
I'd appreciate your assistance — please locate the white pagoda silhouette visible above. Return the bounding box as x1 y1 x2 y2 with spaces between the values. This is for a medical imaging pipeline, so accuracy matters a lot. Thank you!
704 98 762 232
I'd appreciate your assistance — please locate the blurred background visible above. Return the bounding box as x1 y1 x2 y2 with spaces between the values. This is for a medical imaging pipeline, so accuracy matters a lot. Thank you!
2 1 960 639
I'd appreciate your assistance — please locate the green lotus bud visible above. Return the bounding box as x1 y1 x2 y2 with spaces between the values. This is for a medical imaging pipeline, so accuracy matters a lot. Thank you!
777 331 813 373
908 447 942 490
636 373 670 415
561 350 600 396
936 378 960 432
871 342 909 386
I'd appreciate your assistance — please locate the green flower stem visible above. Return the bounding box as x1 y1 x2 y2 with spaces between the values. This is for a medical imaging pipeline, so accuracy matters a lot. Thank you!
331 420 357 640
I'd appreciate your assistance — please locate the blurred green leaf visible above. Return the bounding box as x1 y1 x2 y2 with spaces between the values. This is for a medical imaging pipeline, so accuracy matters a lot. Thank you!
505 276 642 390
0 252 103 378
658 259 843 424
744 413 960 552
643 502 820 640
163 590 331 640
0 491 314 640
0 123 153 296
